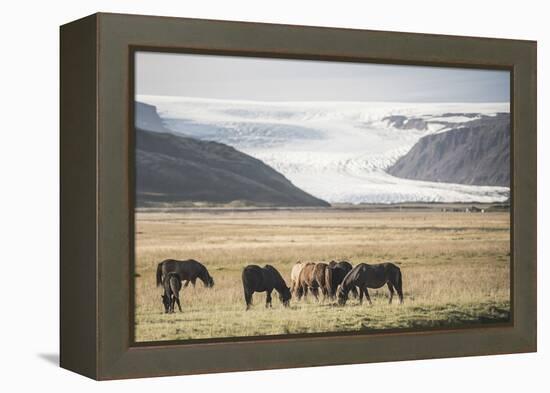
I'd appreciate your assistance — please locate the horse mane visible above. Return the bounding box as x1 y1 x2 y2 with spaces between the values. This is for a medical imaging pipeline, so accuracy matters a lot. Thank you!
196 262 214 286
264 264 287 289
341 264 363 293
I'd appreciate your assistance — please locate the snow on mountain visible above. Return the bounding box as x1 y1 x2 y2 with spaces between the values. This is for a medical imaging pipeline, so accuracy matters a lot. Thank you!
137 95 510 204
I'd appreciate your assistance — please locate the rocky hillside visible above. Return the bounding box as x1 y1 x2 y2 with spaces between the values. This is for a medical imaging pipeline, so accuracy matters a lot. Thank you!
387 114 510 187
135 102 329 207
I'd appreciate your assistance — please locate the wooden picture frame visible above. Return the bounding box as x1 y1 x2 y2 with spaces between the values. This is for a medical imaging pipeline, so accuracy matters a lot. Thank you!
60 12 537 380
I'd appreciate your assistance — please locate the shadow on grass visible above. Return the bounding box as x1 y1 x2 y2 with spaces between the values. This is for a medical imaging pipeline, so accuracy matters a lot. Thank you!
360 302 511 331
315 303 341 309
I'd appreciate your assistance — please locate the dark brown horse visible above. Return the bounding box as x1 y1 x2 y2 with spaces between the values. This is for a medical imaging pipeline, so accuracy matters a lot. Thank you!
327 260 357 299
161 272 182 313
156 259 214 288
296 262 332 301
337 262 403 306
242 264 291 310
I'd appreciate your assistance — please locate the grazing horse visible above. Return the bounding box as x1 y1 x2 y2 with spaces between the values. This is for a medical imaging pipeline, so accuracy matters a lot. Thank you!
316 263 332 299
337 262 403 306
161 272 182 313
242 264 291 310
327 260 357 299
156 259 214 289
296 262 331 301
328 260 353 271
295 262 316 300
290 261 306 296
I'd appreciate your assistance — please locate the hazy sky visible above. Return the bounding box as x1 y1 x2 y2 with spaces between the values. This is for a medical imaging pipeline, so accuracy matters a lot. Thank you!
136 51 510 103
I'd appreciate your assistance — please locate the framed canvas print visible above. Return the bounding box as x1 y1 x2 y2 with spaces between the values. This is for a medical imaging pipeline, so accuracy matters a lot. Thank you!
60 13 537 380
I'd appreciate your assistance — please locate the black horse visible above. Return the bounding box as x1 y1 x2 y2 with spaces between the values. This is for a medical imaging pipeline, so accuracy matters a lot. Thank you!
161 272 182 313
337 262 403 306
242 264 292 310
327 260 357 299
156 259 214 288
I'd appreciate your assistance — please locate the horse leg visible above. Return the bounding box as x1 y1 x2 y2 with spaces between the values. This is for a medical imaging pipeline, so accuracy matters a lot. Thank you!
296 285 302 301
364 287 372 305
358 287 364 305
175 295 182 312
312 287 319 302
387 282 395 304
266 290 273 308
298 285 307 301
170 296 175 313
295 282 303 300
191 278 197 288
183 280 190 288
244 290 253 311
351 286 359 299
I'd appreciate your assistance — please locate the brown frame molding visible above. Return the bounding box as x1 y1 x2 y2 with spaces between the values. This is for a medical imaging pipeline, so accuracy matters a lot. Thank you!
60 12 536 380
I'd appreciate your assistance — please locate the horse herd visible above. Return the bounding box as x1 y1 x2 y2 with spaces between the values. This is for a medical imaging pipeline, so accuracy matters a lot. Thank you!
156 258 403 313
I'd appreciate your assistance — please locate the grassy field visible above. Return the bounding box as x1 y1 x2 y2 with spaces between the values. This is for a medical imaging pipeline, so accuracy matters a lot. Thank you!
134 207 510 342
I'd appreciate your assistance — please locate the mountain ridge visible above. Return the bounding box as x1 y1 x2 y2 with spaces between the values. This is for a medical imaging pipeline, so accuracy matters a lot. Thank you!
135 102 330 207
137 97 510 203
387 114 510 187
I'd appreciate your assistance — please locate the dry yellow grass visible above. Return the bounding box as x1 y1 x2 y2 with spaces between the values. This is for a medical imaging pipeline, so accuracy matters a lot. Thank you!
134 208 510 342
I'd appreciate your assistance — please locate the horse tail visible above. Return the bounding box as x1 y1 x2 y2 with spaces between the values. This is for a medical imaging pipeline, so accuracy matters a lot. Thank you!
242 268 253 307
241 268 250 291
394 265 404 303
396 268 402 290
325 266 333 297
156 262 163 287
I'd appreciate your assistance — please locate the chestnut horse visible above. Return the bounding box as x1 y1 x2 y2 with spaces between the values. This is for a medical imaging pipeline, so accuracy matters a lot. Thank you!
296 262 332 301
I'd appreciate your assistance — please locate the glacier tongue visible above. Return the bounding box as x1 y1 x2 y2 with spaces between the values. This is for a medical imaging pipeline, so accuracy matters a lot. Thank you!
138 95 510 204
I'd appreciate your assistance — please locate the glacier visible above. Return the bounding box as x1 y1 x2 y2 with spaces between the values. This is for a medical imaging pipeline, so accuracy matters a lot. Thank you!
137 95 510 204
